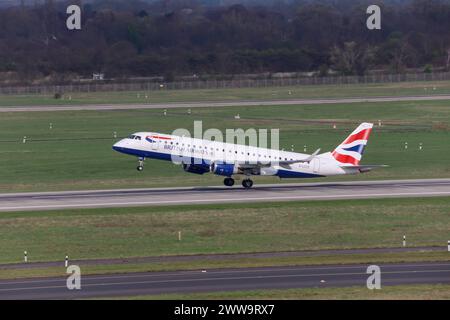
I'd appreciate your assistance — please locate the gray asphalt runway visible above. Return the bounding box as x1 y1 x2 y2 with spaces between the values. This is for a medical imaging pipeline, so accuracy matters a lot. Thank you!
1 178 450 212
1 262 449 299
2 94 450 112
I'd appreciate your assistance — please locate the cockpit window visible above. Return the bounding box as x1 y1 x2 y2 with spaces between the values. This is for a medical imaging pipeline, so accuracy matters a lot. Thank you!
128 135 141 140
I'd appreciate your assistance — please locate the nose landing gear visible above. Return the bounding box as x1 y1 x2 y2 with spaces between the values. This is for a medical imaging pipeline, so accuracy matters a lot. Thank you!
137 157 145 171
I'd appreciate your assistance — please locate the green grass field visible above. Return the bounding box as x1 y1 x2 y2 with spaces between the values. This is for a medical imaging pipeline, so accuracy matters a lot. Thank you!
1 80 450 107
0 198 449 265
112 284 450 300
0 100 449 192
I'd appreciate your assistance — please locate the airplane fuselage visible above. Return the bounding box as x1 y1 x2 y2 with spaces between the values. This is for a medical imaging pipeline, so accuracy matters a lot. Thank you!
112 132 359 180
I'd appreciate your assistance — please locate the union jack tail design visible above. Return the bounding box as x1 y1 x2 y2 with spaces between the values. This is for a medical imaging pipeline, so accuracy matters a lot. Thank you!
332 123 373 166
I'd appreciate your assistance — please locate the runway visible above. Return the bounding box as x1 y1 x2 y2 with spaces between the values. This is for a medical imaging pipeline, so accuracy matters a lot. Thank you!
1 261 449 299
2 94 450 112
1 178 450 212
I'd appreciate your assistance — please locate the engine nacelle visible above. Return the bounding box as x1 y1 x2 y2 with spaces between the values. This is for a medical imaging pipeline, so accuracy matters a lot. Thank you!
211 163 237 177
182 163 210 175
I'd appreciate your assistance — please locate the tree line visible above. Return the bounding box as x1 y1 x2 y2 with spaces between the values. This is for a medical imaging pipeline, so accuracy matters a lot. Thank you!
0 0 450 84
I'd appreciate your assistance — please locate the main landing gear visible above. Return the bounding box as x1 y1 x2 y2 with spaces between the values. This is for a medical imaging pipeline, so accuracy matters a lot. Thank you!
137 157 144 171
223 177 254 189
242 179 253 189
223 177 234 187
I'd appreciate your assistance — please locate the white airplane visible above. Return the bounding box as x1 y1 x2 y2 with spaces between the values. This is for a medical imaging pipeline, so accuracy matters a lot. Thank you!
113 122 386 188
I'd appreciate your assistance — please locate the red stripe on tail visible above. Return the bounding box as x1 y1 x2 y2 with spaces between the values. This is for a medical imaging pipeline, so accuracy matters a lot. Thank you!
342 128 372 145
332 151 359 165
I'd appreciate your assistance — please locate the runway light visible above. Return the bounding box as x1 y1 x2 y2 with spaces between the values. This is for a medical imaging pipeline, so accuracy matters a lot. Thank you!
419 143 423 151
24 251 28 263
22 136 27 144
178 231 181 241
404 142 408 150
303 145 307 152
403 235 406 247
65 255 69 268
448 241 450 252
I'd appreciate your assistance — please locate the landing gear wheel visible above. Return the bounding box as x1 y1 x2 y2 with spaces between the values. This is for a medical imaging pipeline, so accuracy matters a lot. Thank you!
242 179 253 189
137 157 145 172
224 177 235 187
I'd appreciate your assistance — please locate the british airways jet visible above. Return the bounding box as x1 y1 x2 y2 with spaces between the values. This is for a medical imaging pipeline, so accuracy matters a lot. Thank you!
113 123 385 188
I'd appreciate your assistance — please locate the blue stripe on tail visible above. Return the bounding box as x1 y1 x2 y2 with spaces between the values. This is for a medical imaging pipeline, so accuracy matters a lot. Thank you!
342 144 366 154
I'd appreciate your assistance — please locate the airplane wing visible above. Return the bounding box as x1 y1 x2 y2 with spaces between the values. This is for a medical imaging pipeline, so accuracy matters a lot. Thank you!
236 149 321 170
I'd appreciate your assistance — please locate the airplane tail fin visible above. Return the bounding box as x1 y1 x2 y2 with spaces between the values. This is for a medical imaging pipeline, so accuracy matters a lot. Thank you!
332 123 373 166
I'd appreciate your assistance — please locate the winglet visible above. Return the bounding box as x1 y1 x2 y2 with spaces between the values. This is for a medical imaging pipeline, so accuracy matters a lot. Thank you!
302 148 321 163
278 148 321 169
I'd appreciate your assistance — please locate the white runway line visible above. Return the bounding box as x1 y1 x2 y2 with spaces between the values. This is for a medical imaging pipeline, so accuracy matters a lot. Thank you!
2 191 450 211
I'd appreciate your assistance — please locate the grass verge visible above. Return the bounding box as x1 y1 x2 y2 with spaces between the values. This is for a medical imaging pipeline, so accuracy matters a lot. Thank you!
108 283 450 300
0 197 449 265
1 100 450 192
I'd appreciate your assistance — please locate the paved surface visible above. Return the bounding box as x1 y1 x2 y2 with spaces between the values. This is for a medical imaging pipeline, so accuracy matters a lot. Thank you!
1 262 449 299
2 94 450 112
1 179 450 212
0 246 443 270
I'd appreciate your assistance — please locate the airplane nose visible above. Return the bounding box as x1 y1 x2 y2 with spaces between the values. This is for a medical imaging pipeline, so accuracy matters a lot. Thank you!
112 140 124 152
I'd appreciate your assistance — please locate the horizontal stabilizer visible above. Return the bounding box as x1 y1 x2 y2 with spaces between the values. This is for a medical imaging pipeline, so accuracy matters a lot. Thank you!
340 164 388 172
